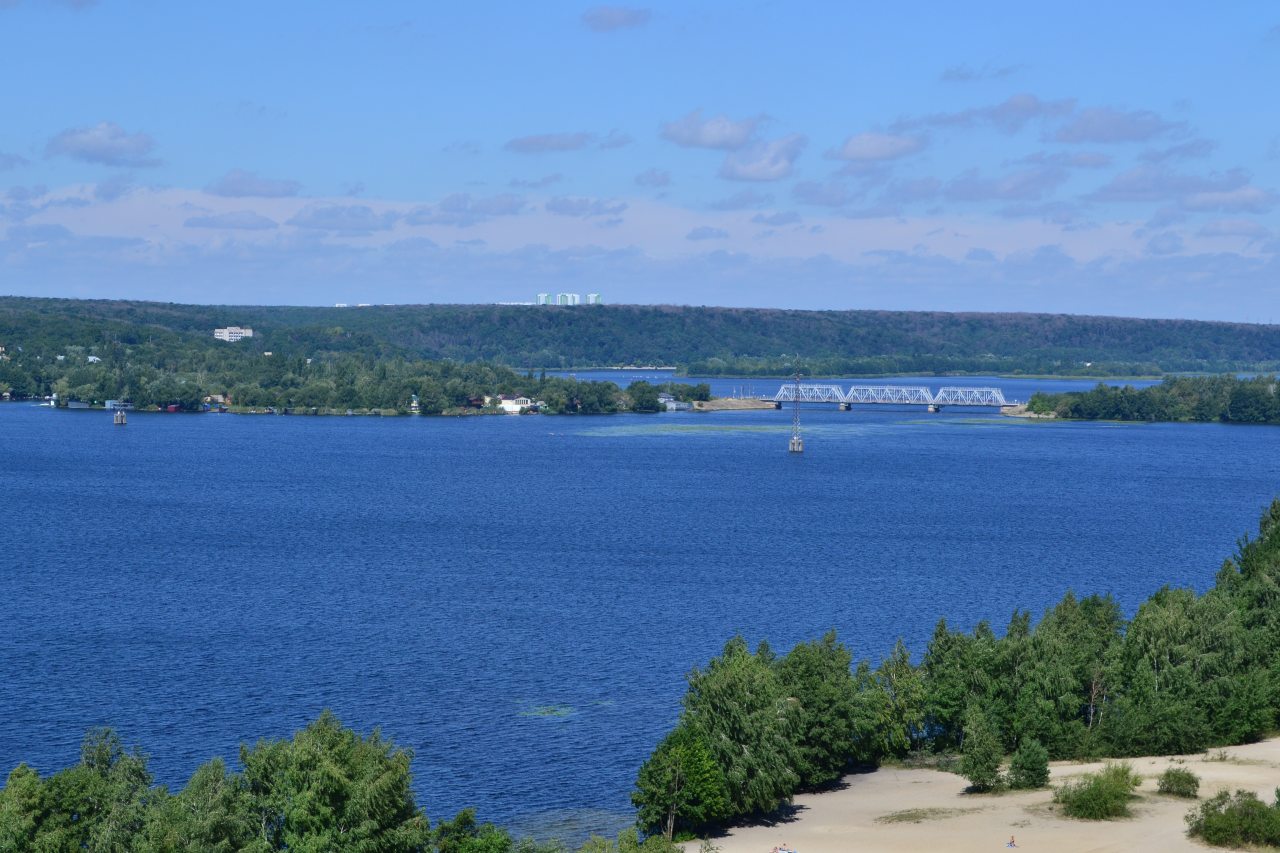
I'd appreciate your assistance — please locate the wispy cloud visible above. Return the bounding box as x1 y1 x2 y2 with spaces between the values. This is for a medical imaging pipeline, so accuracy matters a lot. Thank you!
1139 138 1216 163
1197 219 1271 240
598 129 633 149
509 174 563 189
1145 231 1183 255
505 132 594 153
1088 166 1249 203
793 179 857 207
634 168 670 188
1181 186 1275 214
406 193 526 226
94 173 134 201
545 196 627 217
940 63 1024 82
720 135 806 182
206 168 301 198
945 167 1067 202
661 109 759 150
751 211 801 226
1054 107 1183 143
893 93 1075 135
709 189 772 210
46 121 160 167
1011 151 1111 169
0 152 28 171
828 132 925 162
686 225 728 240
287 203 398 233
581 6 651 32
184 211 279 230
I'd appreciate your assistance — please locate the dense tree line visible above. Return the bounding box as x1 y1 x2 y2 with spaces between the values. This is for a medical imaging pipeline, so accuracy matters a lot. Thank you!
0 711 679 853
6 296 1280 376
1028 375 1280 423
634 500 1280 840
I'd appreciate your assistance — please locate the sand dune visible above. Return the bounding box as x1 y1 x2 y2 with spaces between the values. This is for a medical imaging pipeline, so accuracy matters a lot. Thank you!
686 739 1280 852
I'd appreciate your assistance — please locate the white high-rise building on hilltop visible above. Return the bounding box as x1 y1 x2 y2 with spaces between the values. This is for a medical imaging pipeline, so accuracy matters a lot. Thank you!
537 293 552 305
556 292 581 306
586 293 602 305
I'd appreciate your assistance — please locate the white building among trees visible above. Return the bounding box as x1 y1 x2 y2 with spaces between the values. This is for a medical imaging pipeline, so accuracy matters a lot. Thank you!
214 326 254 342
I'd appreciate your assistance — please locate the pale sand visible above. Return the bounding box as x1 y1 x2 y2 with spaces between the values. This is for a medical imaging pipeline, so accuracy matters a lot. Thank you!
684 739 1280 853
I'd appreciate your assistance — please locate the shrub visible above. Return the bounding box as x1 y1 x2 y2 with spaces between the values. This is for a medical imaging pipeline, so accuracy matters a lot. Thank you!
1054 762 1141 819
1186 789 1280 847
1156 767 1200 798
1007 739 1050 790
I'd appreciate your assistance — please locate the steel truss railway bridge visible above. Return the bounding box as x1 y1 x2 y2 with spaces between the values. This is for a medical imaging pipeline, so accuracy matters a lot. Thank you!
770 383 1010 410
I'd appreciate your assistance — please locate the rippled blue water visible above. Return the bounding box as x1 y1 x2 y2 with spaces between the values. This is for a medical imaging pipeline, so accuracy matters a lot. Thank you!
2 376 1276 839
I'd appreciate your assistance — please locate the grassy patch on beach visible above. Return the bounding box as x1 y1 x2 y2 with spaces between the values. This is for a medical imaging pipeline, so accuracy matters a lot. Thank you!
875 806 982 824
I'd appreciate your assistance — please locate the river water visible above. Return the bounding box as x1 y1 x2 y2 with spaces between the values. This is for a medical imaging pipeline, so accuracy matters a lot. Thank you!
2 373 1275 839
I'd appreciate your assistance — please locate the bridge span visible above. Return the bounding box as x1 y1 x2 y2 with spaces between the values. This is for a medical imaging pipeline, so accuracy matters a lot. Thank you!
770 383 1009 409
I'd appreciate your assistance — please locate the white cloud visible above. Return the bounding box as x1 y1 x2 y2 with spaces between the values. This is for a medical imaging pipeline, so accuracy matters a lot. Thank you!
1181 186 1275 214
206 169 302 198
184 211 279 230
635 168 670 188
661 109 759 150
709 190 771 210
287 203 398 232
581 6 650 32
545 196 627 217
687 226 728 240
829 132 924 162
720 135 806 182
46 121 159 167
1054 108 1182 144
504 132 593 153
406 193 526 226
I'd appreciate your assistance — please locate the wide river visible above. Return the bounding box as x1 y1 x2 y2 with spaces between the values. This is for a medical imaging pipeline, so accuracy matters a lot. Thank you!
3 373 1277 839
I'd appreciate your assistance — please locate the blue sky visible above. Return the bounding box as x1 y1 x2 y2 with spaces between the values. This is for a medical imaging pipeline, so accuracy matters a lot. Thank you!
2 1 1278 320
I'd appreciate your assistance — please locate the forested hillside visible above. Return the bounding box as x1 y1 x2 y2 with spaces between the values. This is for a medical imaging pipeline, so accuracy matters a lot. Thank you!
4 296 1280 375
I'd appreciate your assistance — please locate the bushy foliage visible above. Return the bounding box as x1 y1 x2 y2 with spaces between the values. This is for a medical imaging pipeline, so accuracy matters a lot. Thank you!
958 708 1004 792
632 725 730 839
682 638 799 817
1186 789 1280 847
1054 763 1142 820
1007 739 1050 790
1156 767 1200 798
1029 375 1280 424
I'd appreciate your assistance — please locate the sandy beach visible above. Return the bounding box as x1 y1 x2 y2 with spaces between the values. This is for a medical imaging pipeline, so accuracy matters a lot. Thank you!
685 739 1280 852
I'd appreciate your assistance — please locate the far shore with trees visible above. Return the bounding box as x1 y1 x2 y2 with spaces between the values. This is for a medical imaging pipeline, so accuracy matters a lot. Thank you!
1028 374 1280 424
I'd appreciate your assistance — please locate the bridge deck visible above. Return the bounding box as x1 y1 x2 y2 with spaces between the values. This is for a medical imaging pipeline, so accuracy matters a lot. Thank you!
771 384 1009 407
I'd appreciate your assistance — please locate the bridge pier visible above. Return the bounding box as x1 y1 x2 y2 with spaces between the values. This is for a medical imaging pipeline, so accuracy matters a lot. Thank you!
927 404 942 413
839 402 851 411
773 401 783 410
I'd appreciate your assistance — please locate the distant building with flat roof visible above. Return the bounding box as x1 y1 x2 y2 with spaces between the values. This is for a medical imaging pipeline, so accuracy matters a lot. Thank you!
213 326 253 342
537 293 552 305
586 293 602 305
556 292 581 306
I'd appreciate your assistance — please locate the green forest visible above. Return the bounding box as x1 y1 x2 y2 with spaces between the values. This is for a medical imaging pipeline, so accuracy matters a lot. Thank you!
1028 375 1280 424
5 296 1280 379
0 711 677 853
631 500 1280 841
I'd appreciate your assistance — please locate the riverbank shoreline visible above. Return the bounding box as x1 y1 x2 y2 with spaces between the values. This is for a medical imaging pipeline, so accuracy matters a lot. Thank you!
683 738 1280 853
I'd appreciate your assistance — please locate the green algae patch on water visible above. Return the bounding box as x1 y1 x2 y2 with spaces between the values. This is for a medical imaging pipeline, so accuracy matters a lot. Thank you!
577 423 788 437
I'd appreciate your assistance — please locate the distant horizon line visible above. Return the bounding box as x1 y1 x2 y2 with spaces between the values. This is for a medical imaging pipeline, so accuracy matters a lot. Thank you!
1 292 1277 328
